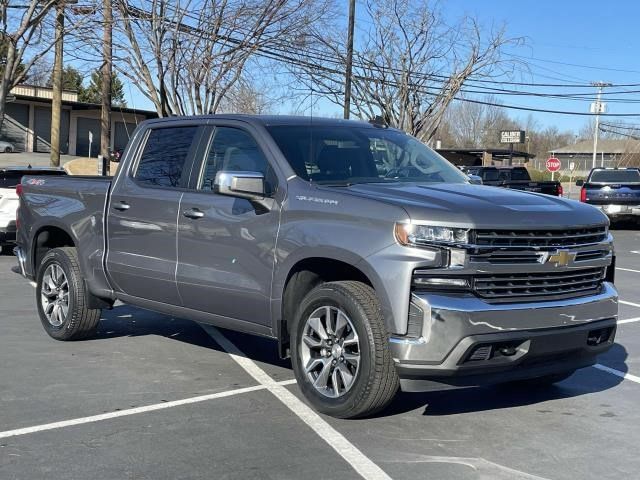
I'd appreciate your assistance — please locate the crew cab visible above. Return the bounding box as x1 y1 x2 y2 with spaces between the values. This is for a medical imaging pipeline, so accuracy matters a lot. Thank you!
464 166 563 196
0 166 65 250
14 116 617 418
577 167 640 222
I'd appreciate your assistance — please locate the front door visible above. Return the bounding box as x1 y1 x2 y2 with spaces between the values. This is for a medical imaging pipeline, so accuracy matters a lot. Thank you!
176 124 281 326
106 124 202 305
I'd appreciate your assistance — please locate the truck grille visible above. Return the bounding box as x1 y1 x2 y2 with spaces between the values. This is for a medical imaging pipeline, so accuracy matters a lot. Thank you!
469 248 611 265
474 267 605 300
474 226 607 248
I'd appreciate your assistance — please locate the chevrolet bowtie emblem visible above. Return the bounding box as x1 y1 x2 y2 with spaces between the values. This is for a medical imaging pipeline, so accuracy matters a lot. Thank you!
545 250 577 267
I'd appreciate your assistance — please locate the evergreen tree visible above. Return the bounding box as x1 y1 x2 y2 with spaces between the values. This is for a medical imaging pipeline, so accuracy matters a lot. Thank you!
79 70 127 107
48 66 85 93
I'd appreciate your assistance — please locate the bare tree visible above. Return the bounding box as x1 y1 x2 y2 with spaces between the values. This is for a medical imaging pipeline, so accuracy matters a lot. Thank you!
0 1 97 127
290 0 522 142
0 0 59 126
441 95 517 148
113 0 331 117
23 57 53 86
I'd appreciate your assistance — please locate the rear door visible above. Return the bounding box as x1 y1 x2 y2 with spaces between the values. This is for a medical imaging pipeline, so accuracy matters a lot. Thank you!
176 122 282 326
106 123 203 305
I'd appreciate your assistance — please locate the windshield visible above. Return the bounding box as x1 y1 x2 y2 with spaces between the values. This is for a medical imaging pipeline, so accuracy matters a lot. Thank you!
590 169 640 183
267 125 467 184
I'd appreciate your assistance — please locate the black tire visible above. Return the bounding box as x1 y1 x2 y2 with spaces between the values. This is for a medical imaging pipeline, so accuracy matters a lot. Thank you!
4 146 10 153
503 371 574 388
290 281 399 419
36 247 101 341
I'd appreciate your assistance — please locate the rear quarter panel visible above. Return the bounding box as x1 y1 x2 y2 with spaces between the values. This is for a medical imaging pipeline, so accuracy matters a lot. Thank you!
19 176 112 295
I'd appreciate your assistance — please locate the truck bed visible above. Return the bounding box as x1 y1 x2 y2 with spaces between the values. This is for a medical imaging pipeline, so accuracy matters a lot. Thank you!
18 175 112 289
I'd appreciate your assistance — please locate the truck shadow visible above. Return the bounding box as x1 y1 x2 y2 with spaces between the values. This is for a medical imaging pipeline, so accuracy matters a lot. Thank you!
93 304 627 418
384 342 628 417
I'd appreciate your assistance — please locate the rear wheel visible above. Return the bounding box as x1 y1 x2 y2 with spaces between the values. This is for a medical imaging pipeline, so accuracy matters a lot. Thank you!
290 281 399 419
3 146 11 153
36 247 101 340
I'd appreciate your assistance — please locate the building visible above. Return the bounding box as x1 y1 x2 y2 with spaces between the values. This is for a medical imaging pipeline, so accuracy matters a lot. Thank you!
436 148 534 167
550 139 640 175
1 84 156 156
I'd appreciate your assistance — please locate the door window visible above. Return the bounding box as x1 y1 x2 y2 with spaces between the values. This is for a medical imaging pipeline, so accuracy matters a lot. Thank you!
199 127 269 191
134 126 198 188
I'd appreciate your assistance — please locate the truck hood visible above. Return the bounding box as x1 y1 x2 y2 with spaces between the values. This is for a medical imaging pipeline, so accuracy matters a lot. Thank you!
337 182 608 229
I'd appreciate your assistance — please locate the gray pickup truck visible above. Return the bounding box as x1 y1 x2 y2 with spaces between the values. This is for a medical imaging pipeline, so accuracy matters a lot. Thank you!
14 115 618 418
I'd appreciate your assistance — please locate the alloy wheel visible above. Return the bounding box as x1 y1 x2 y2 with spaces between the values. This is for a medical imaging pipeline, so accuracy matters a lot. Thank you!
40 264 70 327
300 305 361 398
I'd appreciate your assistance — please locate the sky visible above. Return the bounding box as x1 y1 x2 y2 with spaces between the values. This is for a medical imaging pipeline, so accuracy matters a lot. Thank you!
438 0 640 132
115 0 640 135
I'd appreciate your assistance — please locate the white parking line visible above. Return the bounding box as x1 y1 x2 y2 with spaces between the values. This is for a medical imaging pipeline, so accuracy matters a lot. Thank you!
620 300 640 309
0 383 267 440
594 364 640 385
631 251 640 255
202 325 392 480
0 379 299 440
618 317 640 325
617 267 640 274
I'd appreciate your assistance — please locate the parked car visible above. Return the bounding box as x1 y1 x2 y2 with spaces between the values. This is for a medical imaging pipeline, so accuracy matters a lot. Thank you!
0 166 66 250
463 166 563 196
577 167 640 222
14 115 617 418
0 140 16 153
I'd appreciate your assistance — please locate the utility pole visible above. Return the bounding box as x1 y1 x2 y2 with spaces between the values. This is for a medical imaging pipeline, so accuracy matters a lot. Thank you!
343 0 355 119
100 0 113 159
591 81 612 170
50 2 65 167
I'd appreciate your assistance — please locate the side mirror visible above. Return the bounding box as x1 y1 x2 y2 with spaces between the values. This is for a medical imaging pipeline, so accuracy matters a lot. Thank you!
214 171 265 200
575 179 584 186
467 174 483 185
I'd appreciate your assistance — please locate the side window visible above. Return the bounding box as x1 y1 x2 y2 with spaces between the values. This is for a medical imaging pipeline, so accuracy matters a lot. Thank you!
199 127 269 191
134 126 198 188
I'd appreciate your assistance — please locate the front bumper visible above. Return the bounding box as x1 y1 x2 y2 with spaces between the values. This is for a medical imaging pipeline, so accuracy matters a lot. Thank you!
390 282 618 390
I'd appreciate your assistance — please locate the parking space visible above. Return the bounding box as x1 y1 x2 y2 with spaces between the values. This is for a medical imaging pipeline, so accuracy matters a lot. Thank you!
1 225 640 480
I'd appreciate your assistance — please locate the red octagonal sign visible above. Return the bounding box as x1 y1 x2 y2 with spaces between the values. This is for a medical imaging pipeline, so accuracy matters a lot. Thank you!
546 157 561 172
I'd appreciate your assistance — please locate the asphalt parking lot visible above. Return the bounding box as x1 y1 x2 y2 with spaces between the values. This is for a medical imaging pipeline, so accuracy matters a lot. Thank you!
1 226 639 480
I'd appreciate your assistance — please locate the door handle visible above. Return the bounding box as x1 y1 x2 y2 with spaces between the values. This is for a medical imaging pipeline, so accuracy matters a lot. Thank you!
113 201 130 211
183 208 205 219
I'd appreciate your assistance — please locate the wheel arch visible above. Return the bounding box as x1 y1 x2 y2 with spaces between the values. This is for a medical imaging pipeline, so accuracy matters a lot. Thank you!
31 223 76 274
273 250 392 358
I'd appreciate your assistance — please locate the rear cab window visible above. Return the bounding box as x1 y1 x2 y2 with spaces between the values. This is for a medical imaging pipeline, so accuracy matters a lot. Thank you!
133 126 199 188
510 168 531 181
589 169 640 183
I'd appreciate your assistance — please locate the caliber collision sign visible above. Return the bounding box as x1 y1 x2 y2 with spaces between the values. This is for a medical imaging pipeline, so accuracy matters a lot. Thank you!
546 157 561 172
499 130 525 144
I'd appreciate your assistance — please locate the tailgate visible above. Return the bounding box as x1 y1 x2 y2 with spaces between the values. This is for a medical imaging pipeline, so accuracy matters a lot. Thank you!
585 183 640 205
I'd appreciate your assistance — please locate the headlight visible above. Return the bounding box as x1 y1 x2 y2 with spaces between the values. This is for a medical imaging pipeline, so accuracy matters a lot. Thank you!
395 223 470 247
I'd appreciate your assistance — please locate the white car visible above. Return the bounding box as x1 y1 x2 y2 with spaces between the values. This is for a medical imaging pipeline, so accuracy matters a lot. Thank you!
0 140 15 153
0 167 66 249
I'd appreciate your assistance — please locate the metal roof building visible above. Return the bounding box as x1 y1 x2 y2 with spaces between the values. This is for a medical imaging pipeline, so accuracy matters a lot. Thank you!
550 139 640 175
1 84 156 157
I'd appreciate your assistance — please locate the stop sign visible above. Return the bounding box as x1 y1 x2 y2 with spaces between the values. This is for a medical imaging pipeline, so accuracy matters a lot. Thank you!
546 157 561 172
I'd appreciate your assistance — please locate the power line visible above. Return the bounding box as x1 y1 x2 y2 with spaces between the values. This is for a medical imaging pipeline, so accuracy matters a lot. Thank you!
119 2 640 118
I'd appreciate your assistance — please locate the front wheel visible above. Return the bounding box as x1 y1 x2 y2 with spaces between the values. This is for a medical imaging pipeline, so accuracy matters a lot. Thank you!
36 247 101 340
4 146 11 153
290 281 399 419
